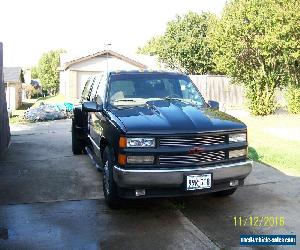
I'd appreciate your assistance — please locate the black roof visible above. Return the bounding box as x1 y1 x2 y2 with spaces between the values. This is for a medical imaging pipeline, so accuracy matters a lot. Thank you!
108 70 184 76
3 67 22 82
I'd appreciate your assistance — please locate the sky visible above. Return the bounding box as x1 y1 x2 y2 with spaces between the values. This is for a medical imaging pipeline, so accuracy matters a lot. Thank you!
0 0 227 67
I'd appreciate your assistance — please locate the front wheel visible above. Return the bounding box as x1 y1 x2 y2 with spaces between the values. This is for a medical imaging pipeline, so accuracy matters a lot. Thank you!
102 147 121 208
214 188 237 196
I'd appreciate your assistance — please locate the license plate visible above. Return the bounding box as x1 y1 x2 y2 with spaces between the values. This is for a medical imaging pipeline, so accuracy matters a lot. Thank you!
186 174 212 191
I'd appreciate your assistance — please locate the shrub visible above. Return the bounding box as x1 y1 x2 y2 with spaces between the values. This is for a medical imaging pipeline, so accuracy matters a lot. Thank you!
246 85 277 116
286 86 300 114
23 84 40 99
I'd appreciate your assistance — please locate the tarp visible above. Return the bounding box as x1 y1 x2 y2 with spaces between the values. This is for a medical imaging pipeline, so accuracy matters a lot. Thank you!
24 103 74 122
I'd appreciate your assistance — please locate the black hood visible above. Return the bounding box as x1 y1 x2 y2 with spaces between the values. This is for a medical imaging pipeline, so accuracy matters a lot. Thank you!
110 100 246 135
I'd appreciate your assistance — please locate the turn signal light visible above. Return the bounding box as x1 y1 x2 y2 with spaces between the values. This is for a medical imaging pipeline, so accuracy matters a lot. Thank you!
118 154 127 165
119 137 127 148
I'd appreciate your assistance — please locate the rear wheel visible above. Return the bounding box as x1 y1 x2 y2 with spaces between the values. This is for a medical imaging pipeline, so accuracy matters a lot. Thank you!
214 188 237 196
72 120 85 155
102 147 121 208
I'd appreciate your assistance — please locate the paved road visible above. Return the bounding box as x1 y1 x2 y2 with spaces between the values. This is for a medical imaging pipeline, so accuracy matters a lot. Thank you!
0 120 299 249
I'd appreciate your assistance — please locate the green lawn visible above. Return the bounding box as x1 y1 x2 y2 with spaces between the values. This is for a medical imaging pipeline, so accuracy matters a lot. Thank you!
9 99 37 124
240 114 300 176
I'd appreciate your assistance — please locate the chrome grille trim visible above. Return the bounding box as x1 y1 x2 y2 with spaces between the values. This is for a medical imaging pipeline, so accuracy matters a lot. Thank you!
159 135 226 147
159 151 226 165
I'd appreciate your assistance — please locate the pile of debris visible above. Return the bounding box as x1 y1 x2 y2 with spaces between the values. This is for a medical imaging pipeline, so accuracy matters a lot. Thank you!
24 102 74 122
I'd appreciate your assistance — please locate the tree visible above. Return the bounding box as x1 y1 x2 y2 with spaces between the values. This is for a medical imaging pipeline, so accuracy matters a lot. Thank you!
138 12 217 74
37 49 65 95
31 66 39 79
20 69 25 83
209 0 300 115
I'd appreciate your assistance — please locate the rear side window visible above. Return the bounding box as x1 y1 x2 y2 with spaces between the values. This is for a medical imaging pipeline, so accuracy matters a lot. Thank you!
82 77 94 100
90 75 103 101
96 75 107 104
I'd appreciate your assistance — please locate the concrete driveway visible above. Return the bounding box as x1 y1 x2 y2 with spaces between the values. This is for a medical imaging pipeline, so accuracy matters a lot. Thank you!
0 120 299 249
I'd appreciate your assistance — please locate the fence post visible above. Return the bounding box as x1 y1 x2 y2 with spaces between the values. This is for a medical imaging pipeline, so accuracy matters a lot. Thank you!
0 42 11 158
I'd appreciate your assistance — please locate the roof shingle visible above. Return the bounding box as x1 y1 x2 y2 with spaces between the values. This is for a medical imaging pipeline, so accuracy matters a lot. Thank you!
3 67 22 82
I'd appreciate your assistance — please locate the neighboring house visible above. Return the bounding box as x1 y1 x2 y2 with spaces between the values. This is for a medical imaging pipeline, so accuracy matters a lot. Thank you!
4 67 23 111
24 67 32 84
59 50 162 99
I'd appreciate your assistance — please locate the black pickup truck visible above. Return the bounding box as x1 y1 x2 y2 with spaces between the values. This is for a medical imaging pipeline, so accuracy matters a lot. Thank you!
72 70 252 208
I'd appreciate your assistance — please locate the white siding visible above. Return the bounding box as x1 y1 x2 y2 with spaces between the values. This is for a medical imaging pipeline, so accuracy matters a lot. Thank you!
59 71 66 96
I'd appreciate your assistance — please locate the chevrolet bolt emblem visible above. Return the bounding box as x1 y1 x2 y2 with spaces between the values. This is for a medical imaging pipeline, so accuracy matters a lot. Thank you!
188 146 205 154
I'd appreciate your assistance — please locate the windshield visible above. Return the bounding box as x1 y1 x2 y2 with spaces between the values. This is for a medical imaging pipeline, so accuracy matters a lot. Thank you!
108 73 205 108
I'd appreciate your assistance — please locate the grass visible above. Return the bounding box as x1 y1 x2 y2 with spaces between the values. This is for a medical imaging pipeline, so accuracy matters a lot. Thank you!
9 99 37 124
240 114 300 176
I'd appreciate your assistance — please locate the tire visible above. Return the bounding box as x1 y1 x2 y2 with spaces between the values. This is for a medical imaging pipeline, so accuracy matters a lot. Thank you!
72 120 84 155
214 188 237 196
102 147 121 208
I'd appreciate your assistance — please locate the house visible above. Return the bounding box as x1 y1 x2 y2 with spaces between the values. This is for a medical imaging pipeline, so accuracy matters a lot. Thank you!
3 67 23 111
59 50 162 99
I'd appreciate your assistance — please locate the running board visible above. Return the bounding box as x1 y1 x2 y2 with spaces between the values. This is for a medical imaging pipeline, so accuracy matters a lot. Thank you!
85 146 103 171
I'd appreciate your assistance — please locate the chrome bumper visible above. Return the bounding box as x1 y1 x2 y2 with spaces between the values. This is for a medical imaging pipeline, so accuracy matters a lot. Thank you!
113 160 253 188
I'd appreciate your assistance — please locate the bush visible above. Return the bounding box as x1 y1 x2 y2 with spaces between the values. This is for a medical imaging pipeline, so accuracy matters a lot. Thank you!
246 82 277 116
23 84 41 99
286 86 300 114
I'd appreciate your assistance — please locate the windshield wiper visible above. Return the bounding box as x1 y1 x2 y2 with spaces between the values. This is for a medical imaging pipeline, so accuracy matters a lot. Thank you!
114 99 136 103
164 96 183 101
164 97 203 107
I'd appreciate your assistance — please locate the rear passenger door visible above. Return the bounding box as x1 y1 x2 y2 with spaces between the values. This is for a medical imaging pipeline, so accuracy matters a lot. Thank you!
88 75 104 157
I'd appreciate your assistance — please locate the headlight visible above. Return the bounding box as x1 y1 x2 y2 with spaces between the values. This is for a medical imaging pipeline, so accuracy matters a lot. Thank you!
119 137 155 148
229 149 247 158
127 155 154 164
229 133 246 143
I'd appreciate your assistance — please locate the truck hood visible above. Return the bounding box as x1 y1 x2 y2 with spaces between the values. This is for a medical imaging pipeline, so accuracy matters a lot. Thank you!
110 100 246 134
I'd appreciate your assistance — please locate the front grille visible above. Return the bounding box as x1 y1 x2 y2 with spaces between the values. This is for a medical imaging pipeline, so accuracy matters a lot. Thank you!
159 150 226 166
159 135 226 147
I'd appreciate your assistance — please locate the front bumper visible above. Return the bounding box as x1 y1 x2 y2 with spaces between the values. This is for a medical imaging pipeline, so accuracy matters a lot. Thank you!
113 160 252 188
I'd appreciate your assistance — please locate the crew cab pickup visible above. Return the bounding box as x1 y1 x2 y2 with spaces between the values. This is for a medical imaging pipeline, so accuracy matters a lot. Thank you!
72 71 252 208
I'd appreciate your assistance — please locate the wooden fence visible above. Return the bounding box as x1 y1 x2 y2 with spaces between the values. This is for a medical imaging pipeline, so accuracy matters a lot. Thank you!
190 75 287 108
0 42 10 158
190 75 245 107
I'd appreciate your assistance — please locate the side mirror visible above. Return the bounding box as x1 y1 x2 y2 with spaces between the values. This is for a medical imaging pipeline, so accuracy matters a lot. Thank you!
82 101 102 112
208 100 219 110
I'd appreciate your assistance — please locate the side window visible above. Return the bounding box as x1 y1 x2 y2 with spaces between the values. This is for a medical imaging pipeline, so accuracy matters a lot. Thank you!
81 77 92 100
90 75 102 101
96 75 107 104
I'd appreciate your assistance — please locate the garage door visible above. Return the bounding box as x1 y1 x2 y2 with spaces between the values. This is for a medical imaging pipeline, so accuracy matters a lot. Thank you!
77 71 101 98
